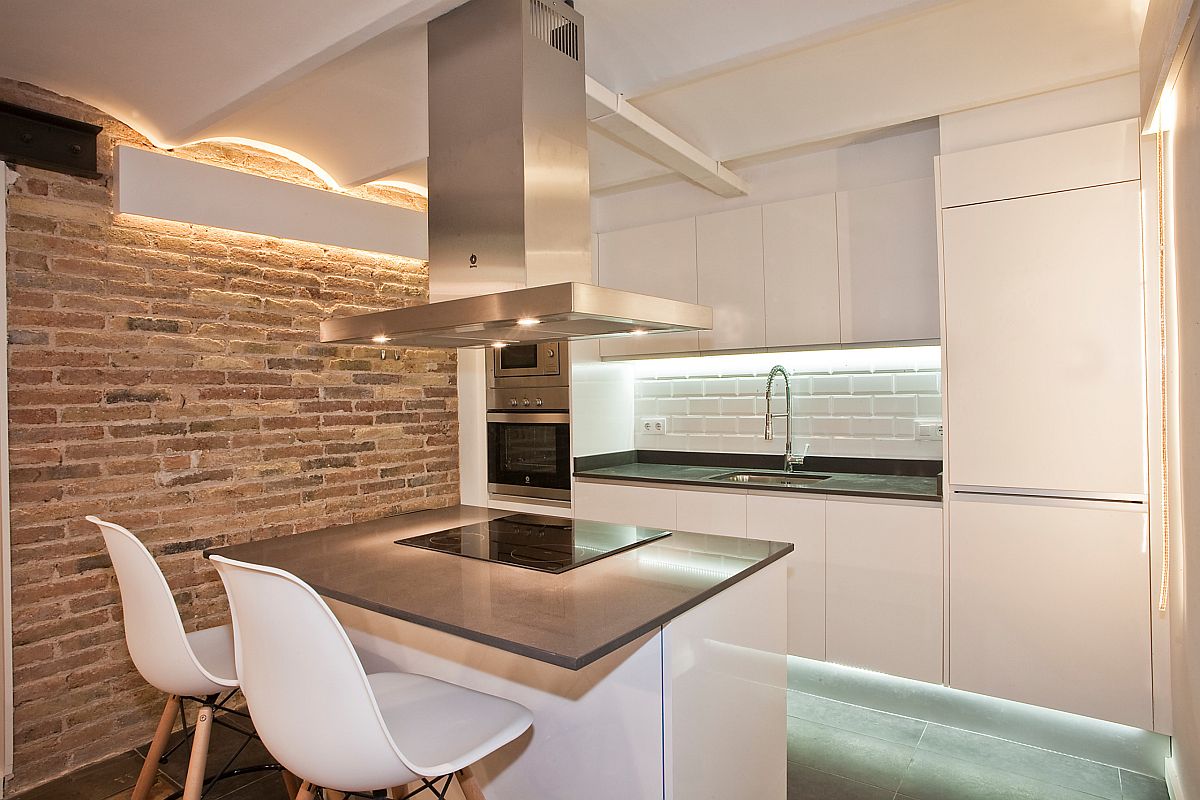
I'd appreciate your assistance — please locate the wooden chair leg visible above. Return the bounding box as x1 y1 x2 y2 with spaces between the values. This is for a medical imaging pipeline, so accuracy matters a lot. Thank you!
325 791 346 800
181 703 214 800
281 771 302 799
455 765 487 800
388 787 411 799
132 695 179 800
294 782 317 800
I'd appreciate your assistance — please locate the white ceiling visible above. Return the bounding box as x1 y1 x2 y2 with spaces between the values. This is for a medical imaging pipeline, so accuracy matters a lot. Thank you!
0 0 1145 194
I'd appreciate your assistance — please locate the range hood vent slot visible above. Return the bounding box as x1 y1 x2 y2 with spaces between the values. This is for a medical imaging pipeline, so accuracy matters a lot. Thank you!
531 0 579 60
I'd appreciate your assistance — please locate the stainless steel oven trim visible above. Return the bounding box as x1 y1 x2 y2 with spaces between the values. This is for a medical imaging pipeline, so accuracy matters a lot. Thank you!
486 412 571 424
488 483 572 501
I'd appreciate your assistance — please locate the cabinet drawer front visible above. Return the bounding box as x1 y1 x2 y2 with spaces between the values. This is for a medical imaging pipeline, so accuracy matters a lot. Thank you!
573 480 677 529
825 499 943 683
948 497 1151 728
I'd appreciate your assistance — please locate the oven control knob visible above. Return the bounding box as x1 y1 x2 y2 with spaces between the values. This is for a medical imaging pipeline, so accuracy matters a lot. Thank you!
547 348 555 357
535 398 544 407
522 398 531 406
509 399 518 407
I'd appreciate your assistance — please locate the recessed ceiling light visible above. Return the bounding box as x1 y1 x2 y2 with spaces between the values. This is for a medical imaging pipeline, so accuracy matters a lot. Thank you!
372 335 390 344
492 342 507 348
517 317 541 327
629 329 648 336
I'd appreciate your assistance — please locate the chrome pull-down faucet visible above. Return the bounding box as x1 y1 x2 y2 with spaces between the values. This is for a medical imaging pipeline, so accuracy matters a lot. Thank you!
765 365 808 472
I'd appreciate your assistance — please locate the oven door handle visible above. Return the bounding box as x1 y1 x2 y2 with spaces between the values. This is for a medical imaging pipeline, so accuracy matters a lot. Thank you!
486 412 571 424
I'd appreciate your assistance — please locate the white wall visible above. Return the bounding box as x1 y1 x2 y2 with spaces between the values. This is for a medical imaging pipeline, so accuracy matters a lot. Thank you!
591 123 939 233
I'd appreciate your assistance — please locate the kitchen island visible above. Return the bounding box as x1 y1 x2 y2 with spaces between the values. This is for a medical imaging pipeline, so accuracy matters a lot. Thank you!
207 505 791 800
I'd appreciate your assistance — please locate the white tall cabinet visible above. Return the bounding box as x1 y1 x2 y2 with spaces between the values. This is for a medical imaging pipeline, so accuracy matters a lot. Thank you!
938 120 1153 729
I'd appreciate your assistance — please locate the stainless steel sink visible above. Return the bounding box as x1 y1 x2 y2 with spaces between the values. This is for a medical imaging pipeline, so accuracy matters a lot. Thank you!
709 471 832 486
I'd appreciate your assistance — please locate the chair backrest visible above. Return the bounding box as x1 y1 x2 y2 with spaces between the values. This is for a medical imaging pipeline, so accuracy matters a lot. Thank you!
87 515 231 696
210 555 415 790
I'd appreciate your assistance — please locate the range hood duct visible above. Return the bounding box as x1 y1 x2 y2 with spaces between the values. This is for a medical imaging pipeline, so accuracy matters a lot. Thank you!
320 0 712 348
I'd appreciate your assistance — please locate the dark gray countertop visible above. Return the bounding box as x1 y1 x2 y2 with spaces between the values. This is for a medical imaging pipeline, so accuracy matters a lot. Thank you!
205 505 792 671
574 462 942 502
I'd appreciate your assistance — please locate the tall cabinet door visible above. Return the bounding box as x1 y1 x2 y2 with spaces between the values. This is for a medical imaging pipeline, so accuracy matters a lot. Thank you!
941 181 1146 496
836 177 939 343
597 218 698 358
762 194 840 347
697 206 765 351
948 495 1152 729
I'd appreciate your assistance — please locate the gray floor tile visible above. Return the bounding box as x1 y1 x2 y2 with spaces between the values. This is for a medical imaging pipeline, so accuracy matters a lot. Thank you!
788 762 896 800
140 711 278 800
917 724 1122 800
899 749 1121 800
789 690 928 747
788 716 917 792
1120 770 1170 800
205 774 291 800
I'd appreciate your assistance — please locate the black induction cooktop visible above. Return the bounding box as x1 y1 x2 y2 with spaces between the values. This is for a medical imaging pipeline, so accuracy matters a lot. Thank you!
396 513 672 574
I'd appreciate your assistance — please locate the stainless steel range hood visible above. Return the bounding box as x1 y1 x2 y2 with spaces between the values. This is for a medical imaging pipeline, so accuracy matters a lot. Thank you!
319 0 712 348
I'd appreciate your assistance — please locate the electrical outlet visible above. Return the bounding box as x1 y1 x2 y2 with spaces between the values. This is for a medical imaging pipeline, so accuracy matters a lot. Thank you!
917 422 943 441
641 417 667 434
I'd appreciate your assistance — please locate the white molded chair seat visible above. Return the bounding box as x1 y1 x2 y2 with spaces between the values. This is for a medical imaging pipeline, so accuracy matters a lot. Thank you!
87 515 244 800
211 554 533 796
367 672 533 777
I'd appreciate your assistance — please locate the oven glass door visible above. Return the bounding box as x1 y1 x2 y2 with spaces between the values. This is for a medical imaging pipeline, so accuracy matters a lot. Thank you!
487 414 571 500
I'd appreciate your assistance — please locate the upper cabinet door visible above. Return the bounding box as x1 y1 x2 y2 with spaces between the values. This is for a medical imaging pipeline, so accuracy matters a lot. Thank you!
836 177 940 344
941 181 1146 496
762 194 840 347
697 206 766 351
597 218 699 358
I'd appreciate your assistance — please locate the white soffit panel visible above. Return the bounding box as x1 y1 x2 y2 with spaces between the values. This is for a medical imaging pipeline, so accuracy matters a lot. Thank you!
114 146 428 259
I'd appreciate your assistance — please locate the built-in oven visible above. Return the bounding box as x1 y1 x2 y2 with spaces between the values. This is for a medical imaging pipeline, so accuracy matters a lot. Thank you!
486 341 571 501
487 411 571 501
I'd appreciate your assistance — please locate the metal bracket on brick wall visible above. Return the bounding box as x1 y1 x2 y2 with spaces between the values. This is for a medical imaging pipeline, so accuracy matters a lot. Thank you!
0 101 101 179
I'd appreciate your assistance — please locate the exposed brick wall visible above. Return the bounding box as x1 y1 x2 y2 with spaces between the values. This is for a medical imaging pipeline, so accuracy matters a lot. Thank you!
0 79 458 790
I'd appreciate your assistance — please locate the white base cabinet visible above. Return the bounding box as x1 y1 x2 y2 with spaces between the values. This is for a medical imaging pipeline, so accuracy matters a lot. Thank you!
825 498 943 684
948 495 1152 729
573 480 678 529
747 493 826 660
675 487 747 537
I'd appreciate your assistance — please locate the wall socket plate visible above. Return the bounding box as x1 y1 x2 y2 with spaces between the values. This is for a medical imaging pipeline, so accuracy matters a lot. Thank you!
640 417 667 434
916 422 944 441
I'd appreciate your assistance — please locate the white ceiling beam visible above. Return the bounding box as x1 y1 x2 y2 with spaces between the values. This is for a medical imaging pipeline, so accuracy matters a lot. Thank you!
585 76 748 198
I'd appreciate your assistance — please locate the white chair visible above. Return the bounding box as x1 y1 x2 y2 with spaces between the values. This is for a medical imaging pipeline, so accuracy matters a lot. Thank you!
210 554 534 800
88 516 258 800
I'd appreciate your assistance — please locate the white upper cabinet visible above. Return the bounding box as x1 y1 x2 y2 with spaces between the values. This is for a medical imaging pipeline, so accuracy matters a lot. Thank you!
597 218 699 358
836 177 940 344
941 181 1146 496
938 119 1141 208
762 194 840 347
697 206 766 351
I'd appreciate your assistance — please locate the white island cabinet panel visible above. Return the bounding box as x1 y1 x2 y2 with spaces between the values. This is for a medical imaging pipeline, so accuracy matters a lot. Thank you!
825 498 943 683
747 493 825 660
941 181 1146 497
697 206 766 351
573 480 677 529
836 177 940 344
597 218 699 358
675 487 747 536
762 194 841 347
948 496 1152 729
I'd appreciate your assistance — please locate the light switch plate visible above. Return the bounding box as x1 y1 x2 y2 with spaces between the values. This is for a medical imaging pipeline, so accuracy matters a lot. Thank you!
916 422 943 441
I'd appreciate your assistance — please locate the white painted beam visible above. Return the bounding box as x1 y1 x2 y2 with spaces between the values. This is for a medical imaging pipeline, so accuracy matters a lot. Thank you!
585 76 749 198
114 146 428 259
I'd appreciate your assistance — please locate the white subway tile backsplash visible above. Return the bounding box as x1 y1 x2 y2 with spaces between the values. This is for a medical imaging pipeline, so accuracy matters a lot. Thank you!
831 395 873 415
811 375 850 394
631 348 943 459
851 374 894 394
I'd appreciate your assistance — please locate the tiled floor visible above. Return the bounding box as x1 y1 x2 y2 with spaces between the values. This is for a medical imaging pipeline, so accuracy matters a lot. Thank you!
10 693 1172 800
786 690 1171 800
